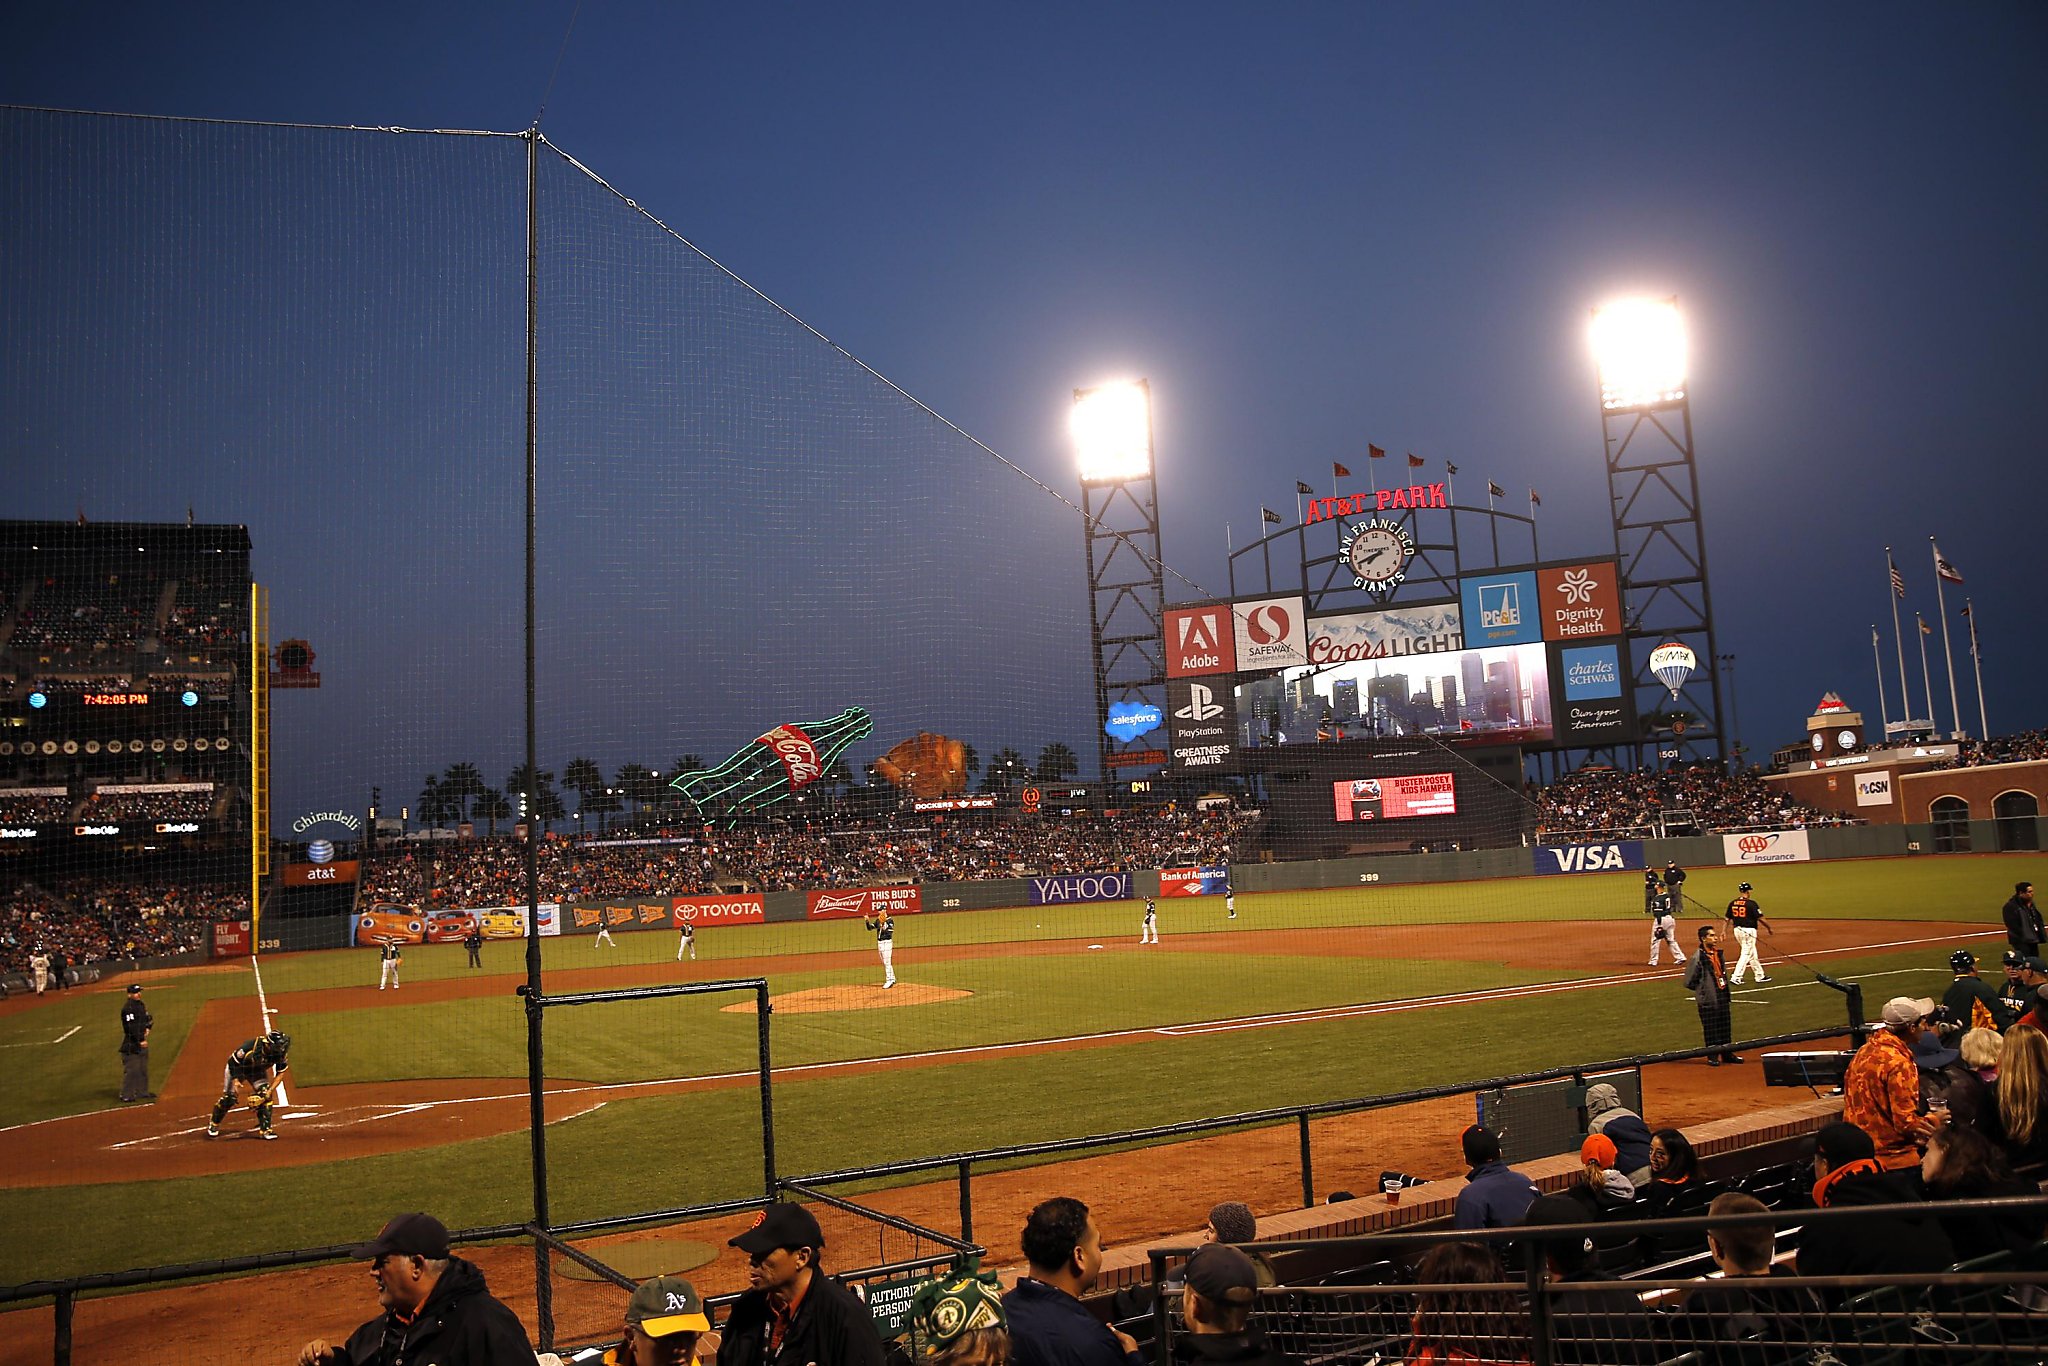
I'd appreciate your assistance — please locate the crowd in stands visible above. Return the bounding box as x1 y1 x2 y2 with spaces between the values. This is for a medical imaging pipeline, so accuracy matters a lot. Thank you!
359 807 1258 906
1534 765 1847 837
157 586 243 651
0 789 72 823
1939 728 2048 769
81 786 214 822
1 873 243 980
6 572 163 653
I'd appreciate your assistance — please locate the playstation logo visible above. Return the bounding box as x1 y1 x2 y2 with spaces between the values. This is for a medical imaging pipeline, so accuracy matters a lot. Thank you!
1174 684 1225 722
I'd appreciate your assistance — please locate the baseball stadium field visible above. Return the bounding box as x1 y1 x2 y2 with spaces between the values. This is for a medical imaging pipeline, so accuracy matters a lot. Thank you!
1 851 2033 1304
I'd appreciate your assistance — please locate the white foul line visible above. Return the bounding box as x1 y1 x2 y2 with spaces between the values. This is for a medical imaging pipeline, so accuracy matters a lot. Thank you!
251 954 289 1106
53 1026 81 1043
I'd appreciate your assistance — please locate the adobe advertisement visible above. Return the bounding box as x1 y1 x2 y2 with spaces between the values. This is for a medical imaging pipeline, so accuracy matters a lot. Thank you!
1332 772 1458 822
1164 605 1236 677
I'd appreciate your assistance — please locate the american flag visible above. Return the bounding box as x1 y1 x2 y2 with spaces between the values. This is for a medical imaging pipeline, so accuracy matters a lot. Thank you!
1888 554 1905 600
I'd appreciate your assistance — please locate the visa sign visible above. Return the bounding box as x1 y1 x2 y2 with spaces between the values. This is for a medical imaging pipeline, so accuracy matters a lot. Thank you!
1104 702 1164 742
1533 840 1647 875
1029 872 1132 905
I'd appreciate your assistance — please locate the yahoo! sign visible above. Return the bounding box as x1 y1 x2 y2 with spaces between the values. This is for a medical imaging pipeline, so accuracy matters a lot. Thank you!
1029 872 1132 905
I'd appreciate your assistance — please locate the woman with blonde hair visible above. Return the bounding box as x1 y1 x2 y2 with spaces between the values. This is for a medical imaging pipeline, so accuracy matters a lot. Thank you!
1983 1023 2048 1166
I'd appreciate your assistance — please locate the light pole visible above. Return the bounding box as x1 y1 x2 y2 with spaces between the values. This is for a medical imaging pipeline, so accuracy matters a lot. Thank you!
1073 379 1165 783
1718 653 1742 769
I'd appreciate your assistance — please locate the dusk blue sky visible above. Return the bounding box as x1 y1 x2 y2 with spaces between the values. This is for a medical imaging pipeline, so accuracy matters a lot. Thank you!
5 5 2044 815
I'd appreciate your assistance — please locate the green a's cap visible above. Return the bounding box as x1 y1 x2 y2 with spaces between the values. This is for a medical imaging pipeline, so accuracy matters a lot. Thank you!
626 1276 709 1337
907 1263 1005 1355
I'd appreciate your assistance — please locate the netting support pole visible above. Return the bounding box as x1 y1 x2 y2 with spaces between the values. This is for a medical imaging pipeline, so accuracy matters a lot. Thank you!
756 982 778 1201
520 125 556 1353
957 1160 974 1245
1525 1250 1555 1366
1296 1112 1314 1209
52 1288 72 1366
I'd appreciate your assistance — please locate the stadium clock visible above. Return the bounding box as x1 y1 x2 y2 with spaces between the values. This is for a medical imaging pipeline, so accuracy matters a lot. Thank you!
1340 518 1415 598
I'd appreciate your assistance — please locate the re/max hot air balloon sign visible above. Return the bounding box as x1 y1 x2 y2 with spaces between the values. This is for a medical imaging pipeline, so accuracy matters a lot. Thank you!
1647 641 1698 698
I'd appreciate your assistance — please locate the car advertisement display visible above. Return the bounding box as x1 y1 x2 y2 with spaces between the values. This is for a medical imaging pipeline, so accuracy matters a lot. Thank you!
1549 642 1634 745
1028 872 1132 905
1459 571 1544 647
1333 772 1458 822
1164 605 1236 678
423 908 478 942
1231 595 1310 671
806 886 923 919
1533 840 1648 875
672 894 768 926
1537 562 1623 641
1723 830 1812 866
1158 866 1230 897
1305 602 1464 663
476 903 562 938
353 903 426 946
1166 679 1238 771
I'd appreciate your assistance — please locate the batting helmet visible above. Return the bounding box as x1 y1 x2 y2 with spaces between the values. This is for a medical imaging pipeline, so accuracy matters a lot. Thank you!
1738 882 1753 893
1951 949 1976 972
266 1030 290 1053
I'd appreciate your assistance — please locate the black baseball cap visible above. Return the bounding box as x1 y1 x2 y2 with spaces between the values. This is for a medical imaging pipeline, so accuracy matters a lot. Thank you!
1183 1244 1257 1306
353 1212 451 1259
1951 950 1976 972
126 982 143 994
730 1203 823 1254
1737 881 1753 892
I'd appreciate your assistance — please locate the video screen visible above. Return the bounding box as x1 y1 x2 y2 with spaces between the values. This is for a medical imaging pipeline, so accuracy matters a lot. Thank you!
1333 772 1458 822
1234 641 1552 748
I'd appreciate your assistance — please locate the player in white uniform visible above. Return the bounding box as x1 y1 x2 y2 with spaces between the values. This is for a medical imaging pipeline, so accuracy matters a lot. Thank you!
677 920 696 961
1225 888 1236 920
1140 897 1159 945
1646 884 1681 967
595 914 617 948
378 940 403 990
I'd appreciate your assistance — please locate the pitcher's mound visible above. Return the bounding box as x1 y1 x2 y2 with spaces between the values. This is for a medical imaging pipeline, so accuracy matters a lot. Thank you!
721 983 970 1014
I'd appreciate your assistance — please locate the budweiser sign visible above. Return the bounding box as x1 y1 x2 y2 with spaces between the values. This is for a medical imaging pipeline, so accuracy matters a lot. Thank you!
756 723 823 790
807 887 922 919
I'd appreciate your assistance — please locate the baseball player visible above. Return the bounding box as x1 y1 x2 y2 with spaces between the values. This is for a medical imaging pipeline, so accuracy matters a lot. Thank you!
677 920 696 961
2000 950 2032 1019
1225 887 1237 920
1662 859 1687 901
29 947 49 995
1646 882 1682 968
862 908 896 988
463 926 483 968
377 939 403 990
1140 896 1159 945
1642 869 1663 915
595 913 617 949
208 1030 290 1139
1724 882 1772 984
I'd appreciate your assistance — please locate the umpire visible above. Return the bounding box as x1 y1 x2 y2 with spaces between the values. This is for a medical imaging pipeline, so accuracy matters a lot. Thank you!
118 983 154 1103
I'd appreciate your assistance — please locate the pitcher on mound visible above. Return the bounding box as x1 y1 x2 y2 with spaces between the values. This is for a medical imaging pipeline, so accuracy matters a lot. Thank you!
863 908 896 988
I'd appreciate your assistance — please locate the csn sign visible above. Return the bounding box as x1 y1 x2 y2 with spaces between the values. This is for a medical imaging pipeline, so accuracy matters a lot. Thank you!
1533 841 1647 876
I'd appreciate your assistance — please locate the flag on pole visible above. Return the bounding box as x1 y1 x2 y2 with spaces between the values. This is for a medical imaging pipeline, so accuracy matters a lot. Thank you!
1528 489 1541 507
1406 453 1426 468
1933 541 1964 584
1486 480 1505 497
1333 461 1352 479
1919 617 1933 637
1366 446 1385 462
1445 461 1459 476
1260 507 1282 525
1295 480 1314 495
1887 554 1906 599
1871 626 1880 648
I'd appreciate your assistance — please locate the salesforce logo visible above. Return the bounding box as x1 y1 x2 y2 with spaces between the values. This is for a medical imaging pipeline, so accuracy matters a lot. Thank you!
307 839 335 864
1104 701 1164 743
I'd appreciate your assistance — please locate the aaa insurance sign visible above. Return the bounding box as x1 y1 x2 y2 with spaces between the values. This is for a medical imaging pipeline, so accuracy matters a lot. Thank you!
1165 605 1235 677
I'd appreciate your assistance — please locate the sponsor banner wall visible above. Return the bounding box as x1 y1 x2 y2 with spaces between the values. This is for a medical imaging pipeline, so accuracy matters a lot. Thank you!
569 902 671 932
1231 595 1310 671
1166 679 1238 772
1723 830 1812 866
1164 604 1236 678
1855 772 1894 807
1158 865 1230 897
1533 840 1647 875
1459 570 1544 647
1537 562 1623 641
807 886 923 919
1028 872 1131 905
1548 642 1634 744
1305 602 1463 663
673 893 767 926
211 919 250 958
475 903 562 938
282 859 360 887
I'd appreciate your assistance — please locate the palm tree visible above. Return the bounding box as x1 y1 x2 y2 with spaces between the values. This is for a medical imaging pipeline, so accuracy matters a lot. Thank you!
529 785 567 834
1035 742 1080 783
981 747 1025 794
473 787 512 836
582 785 623 834
505 763 559 832
617 762 661 814
962 743 981 779
418 774 456 828
441 762 486 824
563 756 603 815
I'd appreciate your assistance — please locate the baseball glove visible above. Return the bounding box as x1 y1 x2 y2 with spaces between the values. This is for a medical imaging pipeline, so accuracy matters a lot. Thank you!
863 917 877 931
871 732 967 800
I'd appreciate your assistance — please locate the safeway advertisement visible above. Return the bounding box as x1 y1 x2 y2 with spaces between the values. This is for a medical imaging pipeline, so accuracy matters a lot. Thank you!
1158 865 1230 897
672 894 767 926
1722 830 1812 866
806 887 923 919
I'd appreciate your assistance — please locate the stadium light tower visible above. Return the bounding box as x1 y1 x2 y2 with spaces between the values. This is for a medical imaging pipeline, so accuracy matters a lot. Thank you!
1073 379 1167 785
1591 297 1726 767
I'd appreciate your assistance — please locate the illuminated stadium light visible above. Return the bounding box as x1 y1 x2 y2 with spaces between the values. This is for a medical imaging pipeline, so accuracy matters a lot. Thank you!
1071 380 1153 483
1591 298 1687 410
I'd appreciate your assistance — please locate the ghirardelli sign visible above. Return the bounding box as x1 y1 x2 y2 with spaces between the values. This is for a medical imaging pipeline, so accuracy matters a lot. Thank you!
291 809 363 835
756 724 822 789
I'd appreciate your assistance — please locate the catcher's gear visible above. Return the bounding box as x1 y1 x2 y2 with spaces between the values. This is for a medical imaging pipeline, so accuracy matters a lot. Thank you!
266 1031 290 1054
871 731 967 800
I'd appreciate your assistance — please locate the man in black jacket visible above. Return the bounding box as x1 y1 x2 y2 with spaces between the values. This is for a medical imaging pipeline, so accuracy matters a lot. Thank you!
720 1203 885 1366
298 1212 535 1365
1793 1123 1955 1305
2002 882 2044 962
1172 1244 1301 1366
118 983 154 1102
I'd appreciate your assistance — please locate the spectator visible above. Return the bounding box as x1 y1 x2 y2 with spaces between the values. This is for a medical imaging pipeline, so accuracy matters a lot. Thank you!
1171 1244 1301 1366
1002 1197 1142 1366
904 1263 1007 1366
1403 1241 1529 1365
720 1204 885 1366
1203 1201 1275 1288
1584 1083 1654 1187
1519 1195 1654 1366
1945 1028 1999 1130
295 1212 534 1366
606 1276 709 1366
2002 882 2044 964
1793 1122 1955 1304
1637 1129 1711 1261
1565 1134 1636 1219
1682 1193 1819 1366
1453 1126 1539 1231
1843 997 1941 1169
1942 950 2016 1035
1961 1026 2003 1084
1921 1125 2044 1263
1982 1022 2048 1167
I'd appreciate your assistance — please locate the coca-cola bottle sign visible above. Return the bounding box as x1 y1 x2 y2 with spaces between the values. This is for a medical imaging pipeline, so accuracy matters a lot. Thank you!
670 707 874 824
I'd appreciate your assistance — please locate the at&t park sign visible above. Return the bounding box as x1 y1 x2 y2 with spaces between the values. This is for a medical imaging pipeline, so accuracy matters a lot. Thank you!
1302 483 1448 524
